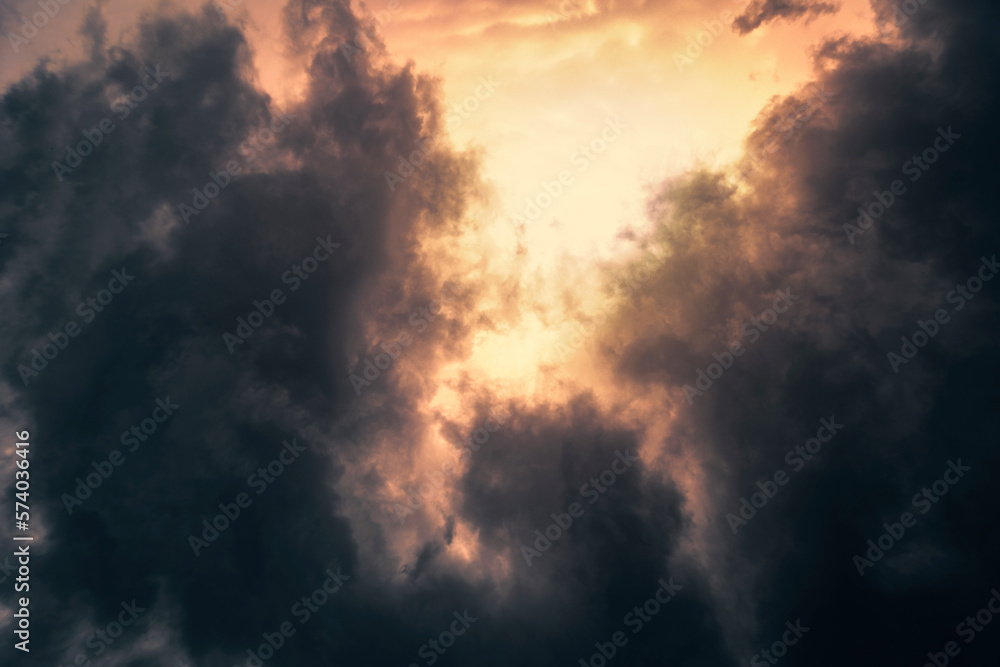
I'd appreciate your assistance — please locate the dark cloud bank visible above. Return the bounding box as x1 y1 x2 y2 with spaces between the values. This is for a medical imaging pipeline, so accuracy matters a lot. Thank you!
1 0 999 666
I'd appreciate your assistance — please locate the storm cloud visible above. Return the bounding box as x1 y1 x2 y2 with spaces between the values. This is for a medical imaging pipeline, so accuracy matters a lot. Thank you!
0 0 998 666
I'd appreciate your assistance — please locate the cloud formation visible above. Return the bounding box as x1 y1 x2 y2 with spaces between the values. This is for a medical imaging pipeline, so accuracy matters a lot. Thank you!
733 0 840 34
0 0 998 665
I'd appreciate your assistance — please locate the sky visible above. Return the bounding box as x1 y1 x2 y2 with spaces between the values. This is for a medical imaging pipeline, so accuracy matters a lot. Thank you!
1 0 999 665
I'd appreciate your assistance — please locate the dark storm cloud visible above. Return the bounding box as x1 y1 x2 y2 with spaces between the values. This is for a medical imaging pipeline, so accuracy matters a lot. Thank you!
609 0 1000 662
0 0 488 664
732 0 839 35
411 394 735 666
1 0 999 665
